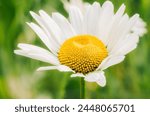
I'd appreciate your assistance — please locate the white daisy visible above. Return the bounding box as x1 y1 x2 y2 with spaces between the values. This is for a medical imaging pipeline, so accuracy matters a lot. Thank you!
15 1 142 87
62 0 147 37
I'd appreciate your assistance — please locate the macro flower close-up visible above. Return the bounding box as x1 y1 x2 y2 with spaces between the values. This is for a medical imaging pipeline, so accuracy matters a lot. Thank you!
0 0 150 99
14 0 146 88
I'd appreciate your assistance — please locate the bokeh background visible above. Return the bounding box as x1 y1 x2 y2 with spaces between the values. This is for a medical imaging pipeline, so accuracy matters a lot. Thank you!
0 0 149 99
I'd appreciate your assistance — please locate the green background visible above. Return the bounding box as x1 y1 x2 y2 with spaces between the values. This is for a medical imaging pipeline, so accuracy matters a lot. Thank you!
0 0 149 99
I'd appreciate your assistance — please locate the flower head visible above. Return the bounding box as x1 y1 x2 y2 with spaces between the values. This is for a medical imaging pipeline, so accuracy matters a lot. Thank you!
15 1 144 87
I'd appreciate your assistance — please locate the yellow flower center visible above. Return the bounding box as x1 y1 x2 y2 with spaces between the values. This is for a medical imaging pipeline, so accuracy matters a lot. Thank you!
58 35 108 74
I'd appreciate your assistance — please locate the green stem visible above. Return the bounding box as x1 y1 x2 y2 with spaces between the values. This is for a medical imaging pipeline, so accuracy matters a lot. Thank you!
80 77 85 99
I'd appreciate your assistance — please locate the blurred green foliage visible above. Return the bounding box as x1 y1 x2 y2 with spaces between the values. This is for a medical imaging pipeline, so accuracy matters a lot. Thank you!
0 0 150 99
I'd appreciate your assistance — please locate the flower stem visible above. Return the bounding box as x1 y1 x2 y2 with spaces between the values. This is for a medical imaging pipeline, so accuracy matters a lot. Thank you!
80 77 85 99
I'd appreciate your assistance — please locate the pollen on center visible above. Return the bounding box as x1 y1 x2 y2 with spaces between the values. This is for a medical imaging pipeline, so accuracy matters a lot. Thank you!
58 35 108 74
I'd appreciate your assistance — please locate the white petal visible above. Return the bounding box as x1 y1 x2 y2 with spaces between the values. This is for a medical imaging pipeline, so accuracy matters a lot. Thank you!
38 10 63 44
107 14 129 51
30 11 61 48
30 11 61 44
97 55 125 70
107 14 139 52
115 4 126 17
120 14 139 40
85 71 106 87
37 65 73 72
96 72 106 87
132 28 147 37
69 6 84 34
14 44 59 65
96 1 114 45
52 13 76 42
62 0 86 13
61 0 70 12
131 17 147 37
121 44 137 55
27 22 58 55
71 73 85 78
119 14 139 38
110 34 139 55
85 72 100 82
105 4 125 47
83 2 101 35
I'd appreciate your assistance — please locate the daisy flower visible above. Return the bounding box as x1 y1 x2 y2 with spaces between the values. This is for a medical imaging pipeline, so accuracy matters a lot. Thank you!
15 1 143 87
62 0 147 37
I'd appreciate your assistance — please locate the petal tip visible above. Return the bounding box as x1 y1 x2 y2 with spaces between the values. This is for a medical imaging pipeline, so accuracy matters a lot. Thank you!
96 79 106 87
29 11 35 15
36 67 45 72
14 50 18 54
26 22 31 26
